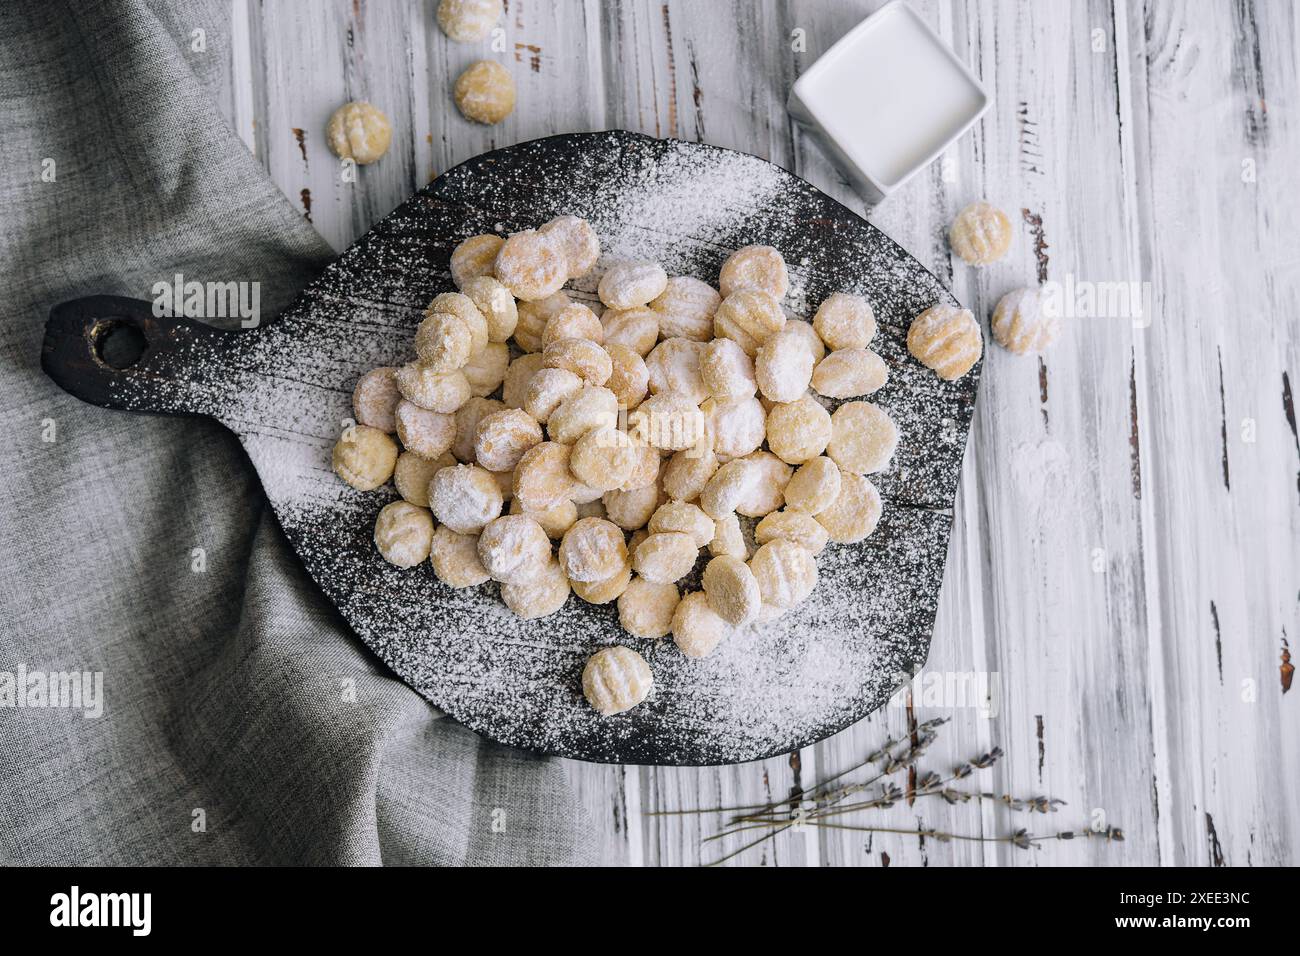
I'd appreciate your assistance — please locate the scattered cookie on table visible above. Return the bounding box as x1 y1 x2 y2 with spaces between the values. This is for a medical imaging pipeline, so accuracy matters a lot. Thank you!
436 0 503 43
992 286 1059 355
454 60 516 125
336 217 910 716
325 101 392 165
949 200 1012 266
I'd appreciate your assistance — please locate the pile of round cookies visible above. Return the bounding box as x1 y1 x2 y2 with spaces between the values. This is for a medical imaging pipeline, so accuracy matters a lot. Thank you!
331 209 1002 719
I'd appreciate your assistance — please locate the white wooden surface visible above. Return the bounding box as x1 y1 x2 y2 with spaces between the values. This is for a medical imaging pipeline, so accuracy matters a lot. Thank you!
209 0 1299 866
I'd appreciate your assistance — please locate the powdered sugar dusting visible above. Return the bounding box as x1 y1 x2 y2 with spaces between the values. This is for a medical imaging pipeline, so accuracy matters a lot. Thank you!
104 132 979 765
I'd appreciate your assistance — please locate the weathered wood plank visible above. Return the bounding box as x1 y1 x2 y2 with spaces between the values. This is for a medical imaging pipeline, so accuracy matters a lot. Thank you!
1124 0 1300 867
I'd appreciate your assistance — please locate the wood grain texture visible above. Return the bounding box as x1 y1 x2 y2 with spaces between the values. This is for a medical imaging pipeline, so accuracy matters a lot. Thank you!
213 0 1298 865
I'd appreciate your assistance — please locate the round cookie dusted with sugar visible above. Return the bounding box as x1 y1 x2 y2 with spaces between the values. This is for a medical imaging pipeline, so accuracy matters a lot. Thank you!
395 362 471 413
478 514 551 584
559 517 628 583
427 292 489 356
395 399 456 459
782 456 841 514
325 101 392 165
549 385 618 445
650 276 721 341
414 311 473 372
907 304 983 381
582 646 653 716
437 0 502 41
603 482 661 532
662 446 718 502
766 395 832 465
812 293 876 350
755 327 815 403
352 366 401 433
719 244 788 300
815 471 882 544
701 555 761 627
450 234 504 289
713 290 786 357
755 508 830 556
828 401 898 475
618 577 680 639
474 407 542 472
702 396 766 460
495 229 566 302
699 337 757 401
460 275 518 343
542 337 612 386
949 200 1012 265
454 60 516 125
523 367 583 423
749 539 817 610
646 338 707 404
430 463 504 534
333 425 398 491
992 286 1059 355
429 526 490 588
374 501 434 568
672 591 731 659
598 260 668 311
602 307 659 357
502 558 571 620
605 343 650 410
628 392 705 452
513 292 571 352
394 450 455 507
570 426 640 492
462 341 509 397
735 451 792 518
513 441 576 511
698 458 756 520
648 500 715 548
812 348 887 399
539 215 600 279
632 532 698 585
782 319 825 363
543 304 604 347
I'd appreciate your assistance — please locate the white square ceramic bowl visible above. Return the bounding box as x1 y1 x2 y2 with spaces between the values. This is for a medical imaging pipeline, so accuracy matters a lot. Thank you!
787 1 990 204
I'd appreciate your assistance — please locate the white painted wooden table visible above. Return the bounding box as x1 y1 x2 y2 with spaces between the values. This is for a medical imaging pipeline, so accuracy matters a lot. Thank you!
210 0 1299 866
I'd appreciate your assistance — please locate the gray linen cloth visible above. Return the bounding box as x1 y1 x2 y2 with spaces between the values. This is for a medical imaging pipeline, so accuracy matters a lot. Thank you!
0 0 597 865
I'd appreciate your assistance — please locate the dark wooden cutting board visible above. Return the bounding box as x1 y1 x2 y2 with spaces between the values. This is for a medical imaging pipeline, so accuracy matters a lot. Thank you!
41 131 980 765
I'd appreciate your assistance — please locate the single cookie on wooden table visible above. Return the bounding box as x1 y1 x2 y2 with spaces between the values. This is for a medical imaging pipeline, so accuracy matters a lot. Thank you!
437 0 503 42
992 286 1060 354
454 60 516 125
325 101 391 165
949 200 1013 265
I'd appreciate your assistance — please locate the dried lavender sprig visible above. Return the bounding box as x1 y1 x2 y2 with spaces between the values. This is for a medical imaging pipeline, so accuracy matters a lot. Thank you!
653 717 949 822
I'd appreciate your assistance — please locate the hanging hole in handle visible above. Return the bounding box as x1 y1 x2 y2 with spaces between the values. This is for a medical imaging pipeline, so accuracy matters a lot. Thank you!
90 318 148 370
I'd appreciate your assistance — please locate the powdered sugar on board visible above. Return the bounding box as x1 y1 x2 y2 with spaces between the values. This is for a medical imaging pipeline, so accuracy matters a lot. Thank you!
105 132 980 765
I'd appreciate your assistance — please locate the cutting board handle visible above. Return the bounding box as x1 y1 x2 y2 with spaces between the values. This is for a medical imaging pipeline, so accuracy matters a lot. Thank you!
41 294 240 415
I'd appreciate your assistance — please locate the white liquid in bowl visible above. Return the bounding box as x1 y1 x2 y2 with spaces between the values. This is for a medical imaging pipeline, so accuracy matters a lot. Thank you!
795 3 987 191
